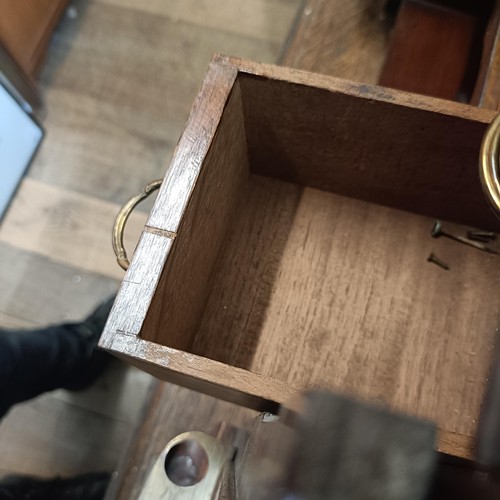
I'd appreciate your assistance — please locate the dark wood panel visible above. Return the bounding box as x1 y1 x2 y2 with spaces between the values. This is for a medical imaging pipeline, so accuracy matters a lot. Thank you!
379 0 477 101
0 0 68 80
238 71 499 230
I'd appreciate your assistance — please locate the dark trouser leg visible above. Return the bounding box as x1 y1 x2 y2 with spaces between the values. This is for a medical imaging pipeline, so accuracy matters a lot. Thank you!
0 323 95 419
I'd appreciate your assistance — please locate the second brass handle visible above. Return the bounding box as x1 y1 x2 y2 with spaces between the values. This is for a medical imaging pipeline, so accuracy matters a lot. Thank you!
480 113 500 218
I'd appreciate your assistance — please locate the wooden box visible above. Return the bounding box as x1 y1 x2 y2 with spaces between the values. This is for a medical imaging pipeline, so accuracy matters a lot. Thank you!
100 56 500 458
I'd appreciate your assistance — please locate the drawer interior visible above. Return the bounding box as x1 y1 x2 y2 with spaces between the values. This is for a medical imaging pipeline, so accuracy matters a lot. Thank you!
190 175 498 434
125 64 499 442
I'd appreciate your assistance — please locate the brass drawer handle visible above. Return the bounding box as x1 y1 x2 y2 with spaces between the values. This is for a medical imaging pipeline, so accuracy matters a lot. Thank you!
112 179 162 270
481 113 500 218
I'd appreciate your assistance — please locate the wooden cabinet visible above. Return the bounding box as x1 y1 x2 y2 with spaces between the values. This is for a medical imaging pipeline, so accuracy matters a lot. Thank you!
0 0 68 82
100 55 499 460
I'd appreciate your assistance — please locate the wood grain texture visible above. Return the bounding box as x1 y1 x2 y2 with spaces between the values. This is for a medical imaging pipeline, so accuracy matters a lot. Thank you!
379 1 477 100
194 177 499 442
95 0 302 45
0 243 117 328
141 80 249 349
235 66 499 231
232 56 495 120
29 85 176 207
31 0 285 205
192 177 302 369
100 232 173 343
281 0 388 83
0 178 147 281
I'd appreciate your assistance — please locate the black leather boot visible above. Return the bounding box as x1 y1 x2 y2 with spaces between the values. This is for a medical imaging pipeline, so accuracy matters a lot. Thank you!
0 472 110 500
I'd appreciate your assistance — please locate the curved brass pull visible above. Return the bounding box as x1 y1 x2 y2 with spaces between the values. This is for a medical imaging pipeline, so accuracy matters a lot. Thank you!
112 179 162 270
480 113 500 218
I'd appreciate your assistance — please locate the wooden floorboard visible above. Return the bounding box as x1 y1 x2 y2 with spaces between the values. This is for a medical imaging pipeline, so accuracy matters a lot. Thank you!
28 0 293 204
0 242 117 327
0 178 148 281
282 0 389 83
52 362 154 424
0 394 134 477
96 0 302 44
0 311 39 329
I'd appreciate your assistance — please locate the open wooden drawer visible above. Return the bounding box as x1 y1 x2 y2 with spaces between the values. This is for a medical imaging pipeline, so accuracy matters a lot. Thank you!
100 55 500 459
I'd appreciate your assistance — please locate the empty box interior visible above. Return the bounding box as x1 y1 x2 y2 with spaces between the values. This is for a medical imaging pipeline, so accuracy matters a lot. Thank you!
101 57 500 458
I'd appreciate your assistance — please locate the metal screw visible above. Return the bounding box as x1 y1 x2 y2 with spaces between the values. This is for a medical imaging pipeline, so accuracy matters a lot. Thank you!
427 253 449 270
431 221 498 255
467 230 497 243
